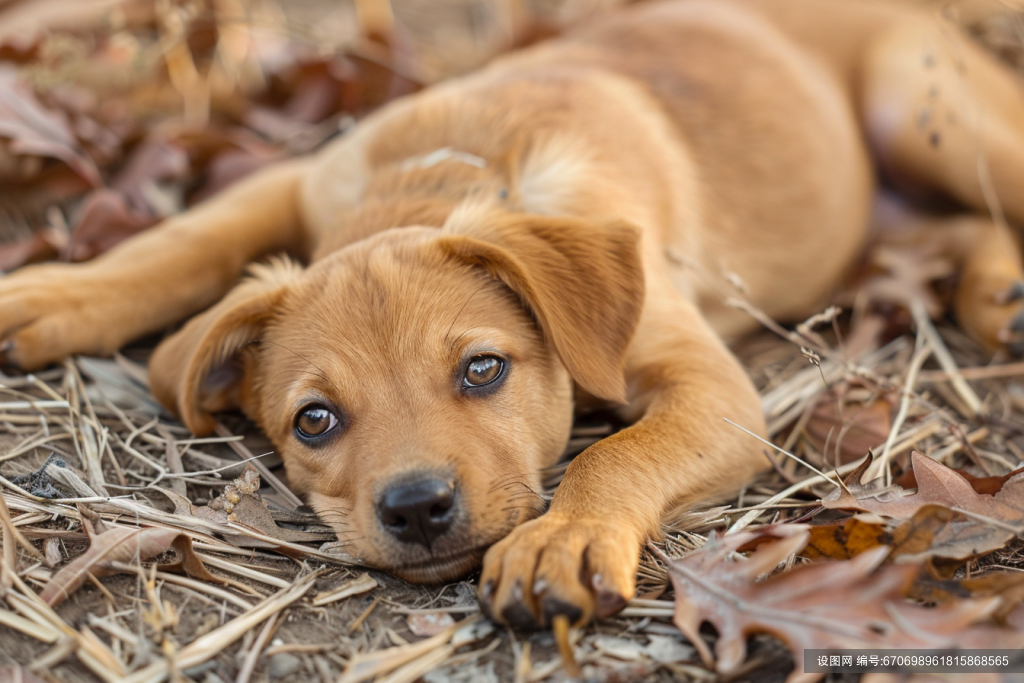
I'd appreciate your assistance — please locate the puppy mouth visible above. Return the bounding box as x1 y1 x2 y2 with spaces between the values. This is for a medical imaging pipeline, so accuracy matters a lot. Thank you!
390 545 489 583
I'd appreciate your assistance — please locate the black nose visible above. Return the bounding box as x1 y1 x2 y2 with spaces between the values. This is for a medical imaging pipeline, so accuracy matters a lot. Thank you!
377 476 457 548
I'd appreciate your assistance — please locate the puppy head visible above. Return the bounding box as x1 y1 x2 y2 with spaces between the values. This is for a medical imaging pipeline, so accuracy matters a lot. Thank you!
149 212 644 582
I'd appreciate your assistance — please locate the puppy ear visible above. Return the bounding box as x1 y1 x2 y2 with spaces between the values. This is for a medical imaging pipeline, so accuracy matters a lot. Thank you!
439 213 645 403
148 259 301 435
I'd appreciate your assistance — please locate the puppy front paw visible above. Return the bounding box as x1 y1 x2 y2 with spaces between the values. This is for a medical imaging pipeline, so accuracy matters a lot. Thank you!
0 263 125 369
477 512 641 629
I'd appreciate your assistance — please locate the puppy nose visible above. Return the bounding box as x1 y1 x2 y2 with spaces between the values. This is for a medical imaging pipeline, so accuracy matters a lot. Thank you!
377 477 457 548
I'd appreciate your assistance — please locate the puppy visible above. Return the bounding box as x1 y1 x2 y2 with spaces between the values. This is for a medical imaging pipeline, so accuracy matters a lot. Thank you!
2 0 1024 629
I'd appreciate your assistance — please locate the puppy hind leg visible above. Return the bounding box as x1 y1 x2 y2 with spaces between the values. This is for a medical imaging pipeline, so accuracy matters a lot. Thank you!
872 199 1024 354
860 16 1024 225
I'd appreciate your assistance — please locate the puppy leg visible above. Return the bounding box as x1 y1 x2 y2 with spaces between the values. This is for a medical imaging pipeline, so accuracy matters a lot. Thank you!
861 15 1024 223
953 218 1024 353
478 294 769 627
861 16 1024 355
0 159 311 369
872 198 1024 352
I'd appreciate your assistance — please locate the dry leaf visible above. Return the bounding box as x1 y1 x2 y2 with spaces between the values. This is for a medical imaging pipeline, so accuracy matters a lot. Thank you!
896 464 1024 496
822 451 1024 524
68 188 161 261
0 64 100 184
805 392 891 466
663 525 1011 683
803 517 889 560
821 453 1024 572
156 468 333 549
890 505 1014 575
40 506 218 606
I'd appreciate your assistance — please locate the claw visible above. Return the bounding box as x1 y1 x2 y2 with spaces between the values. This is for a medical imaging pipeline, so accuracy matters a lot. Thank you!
541 596 584 627
500 599 540 630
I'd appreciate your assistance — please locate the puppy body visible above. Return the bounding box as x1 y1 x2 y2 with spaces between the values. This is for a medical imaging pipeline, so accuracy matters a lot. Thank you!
3 0 1024 627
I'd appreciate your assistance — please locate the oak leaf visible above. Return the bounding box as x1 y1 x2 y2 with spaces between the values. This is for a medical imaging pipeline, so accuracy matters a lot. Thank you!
821 451 1024 524
663 525 1008 683
802 517 889 560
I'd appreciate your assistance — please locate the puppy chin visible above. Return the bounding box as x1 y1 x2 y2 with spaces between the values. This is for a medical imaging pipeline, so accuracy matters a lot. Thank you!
390 547 488 584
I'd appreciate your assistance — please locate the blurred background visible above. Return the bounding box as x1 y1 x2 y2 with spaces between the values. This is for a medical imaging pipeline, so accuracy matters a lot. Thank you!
0 0 1020 271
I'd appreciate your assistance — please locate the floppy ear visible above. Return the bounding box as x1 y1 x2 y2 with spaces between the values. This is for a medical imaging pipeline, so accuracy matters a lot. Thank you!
148 259 301 435
439 213 645 403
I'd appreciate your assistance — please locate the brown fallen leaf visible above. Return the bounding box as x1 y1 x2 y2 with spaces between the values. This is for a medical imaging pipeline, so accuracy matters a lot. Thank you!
40 506 218 606
659 525 1013 683
0 230 59 272
805 391 891 466
822 454 1024 573
890 505 1016 576
67 188 160 262
0 64 100 185
155 468 333 549
896 463 1024 496
802 517 889 560
822 451 1024 524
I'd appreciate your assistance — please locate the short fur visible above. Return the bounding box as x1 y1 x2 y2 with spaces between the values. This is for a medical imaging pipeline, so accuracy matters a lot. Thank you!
3 0 1024 628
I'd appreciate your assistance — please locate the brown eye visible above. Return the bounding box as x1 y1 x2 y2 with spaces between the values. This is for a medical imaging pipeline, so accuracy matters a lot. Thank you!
295 405 339 440
464 355 504 387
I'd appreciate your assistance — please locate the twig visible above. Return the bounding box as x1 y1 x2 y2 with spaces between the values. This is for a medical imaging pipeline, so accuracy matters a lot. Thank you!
726 458 867 534
871 332 932 484
235 612 280 683
723 419 839 489
910 299 981 415
156 424 187 497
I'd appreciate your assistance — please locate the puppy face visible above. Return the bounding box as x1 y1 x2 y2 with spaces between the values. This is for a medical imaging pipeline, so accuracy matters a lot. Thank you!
149 213 644 582
254 230 575 580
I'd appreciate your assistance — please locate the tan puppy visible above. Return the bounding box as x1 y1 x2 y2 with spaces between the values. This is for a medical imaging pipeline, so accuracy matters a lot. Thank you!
1 0 1023 628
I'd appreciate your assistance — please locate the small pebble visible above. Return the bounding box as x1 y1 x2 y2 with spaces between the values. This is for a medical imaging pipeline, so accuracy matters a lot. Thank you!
268 652 302 679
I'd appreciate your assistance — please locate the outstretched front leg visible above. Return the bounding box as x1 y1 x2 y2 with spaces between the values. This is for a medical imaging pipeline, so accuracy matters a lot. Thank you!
0 159 311 369
478 292 769 627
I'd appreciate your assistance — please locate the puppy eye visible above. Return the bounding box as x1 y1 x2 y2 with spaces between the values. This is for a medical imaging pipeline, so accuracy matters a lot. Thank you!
464 355 504 387
294 404 339 440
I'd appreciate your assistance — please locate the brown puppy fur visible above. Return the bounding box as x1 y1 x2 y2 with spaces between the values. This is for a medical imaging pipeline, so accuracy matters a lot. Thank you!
2 0 1024 628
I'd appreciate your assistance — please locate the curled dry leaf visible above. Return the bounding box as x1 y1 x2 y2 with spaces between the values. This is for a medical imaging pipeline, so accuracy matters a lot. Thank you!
40 505 218 606
156 468 334 549
662 525 1012 683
